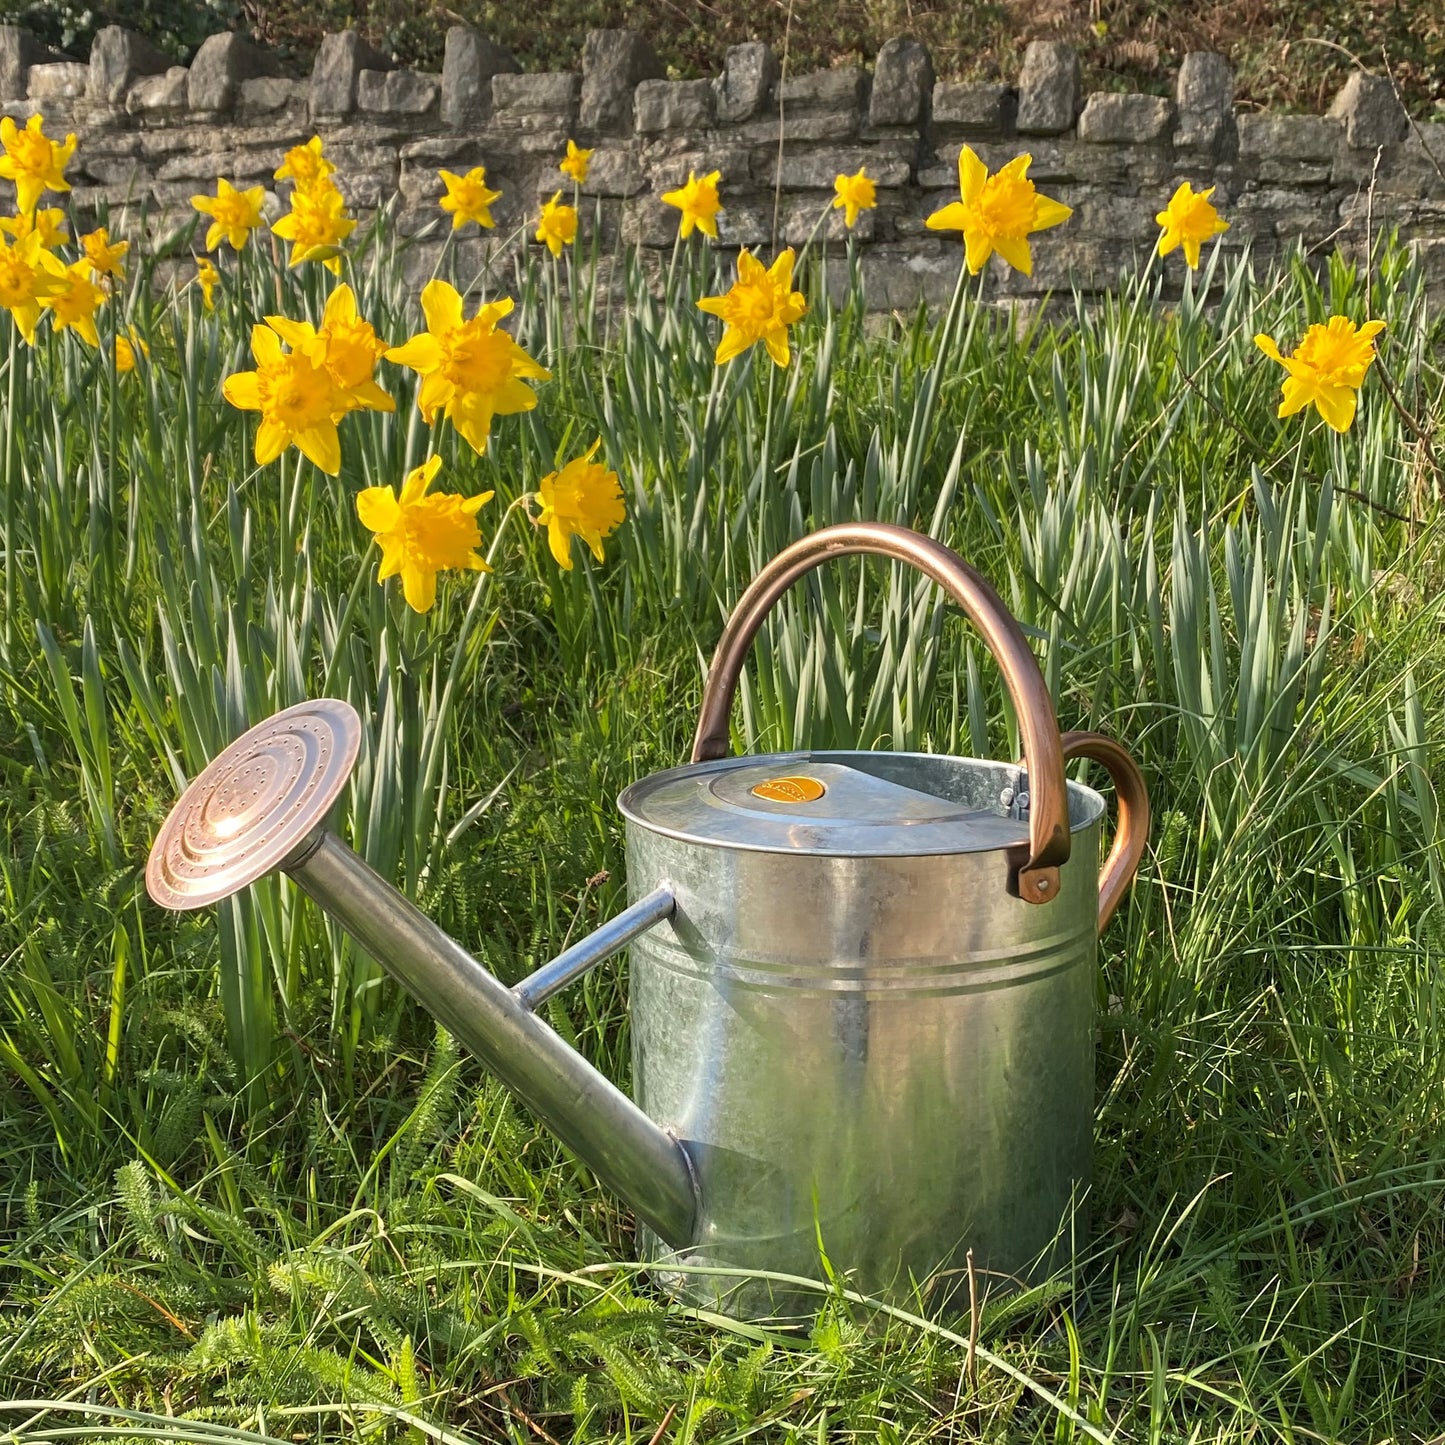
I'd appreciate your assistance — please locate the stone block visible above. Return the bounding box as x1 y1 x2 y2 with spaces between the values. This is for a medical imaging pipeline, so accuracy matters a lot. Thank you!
734 111 859 144
932 82 1016 136
80 154 145 187
1175 52 1233 154
28 62 87 101
635 78 714 132
765 146 910 190
580 29 662 133
238 76 306 115
88 25 170 105
335 169 394 210
1328 72 1408 150
188 32 280 113
492 71 579 117
1237 114 1341 162
780 66 866 112
717 41 777 124
1077 92 1173 144
854 245 957 310
1235 186 1340 243
1016 41 1078 135
0 26 52 102
782 196 874 244
870 37 932 128
578 146 646 196
441 26 515 128
310 31 390 117
358 68 439 115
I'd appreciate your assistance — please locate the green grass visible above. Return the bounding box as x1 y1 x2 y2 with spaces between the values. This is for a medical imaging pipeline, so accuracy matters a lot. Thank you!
2 199 1445 1441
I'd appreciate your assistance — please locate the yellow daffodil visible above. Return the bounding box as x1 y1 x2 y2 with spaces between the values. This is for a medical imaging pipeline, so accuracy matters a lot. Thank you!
271 180 355 273
560 139 593 185
0 114 76 217
222 322 351 475
697 247 808 367
1254 317 1385 433
0 206 68 248
42 259 106 348
356 454 494 613
266 283 394 414
832 168 876 229
535 439 626 570
384 280 551 456
193 255 219 310
192 178 266 252
81 226 129 280
535 192 577 257
275 136 335 190
925 146 1072 276
0 231 67 344
438 167 500 231
661 169 722 240
1155 182 1229 269
114 326 149 374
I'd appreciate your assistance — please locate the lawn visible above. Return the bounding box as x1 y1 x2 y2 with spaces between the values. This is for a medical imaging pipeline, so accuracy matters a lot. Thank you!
1 129 1445 1441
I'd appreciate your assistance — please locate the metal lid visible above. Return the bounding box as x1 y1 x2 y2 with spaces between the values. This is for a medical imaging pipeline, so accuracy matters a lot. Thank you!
618 753 1039 857
146 699 362 911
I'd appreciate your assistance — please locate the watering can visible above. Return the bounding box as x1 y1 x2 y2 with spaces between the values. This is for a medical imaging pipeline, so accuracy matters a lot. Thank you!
146 523 1148 1318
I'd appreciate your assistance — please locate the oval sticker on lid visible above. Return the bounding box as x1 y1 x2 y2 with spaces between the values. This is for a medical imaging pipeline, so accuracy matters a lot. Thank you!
750 775 826 803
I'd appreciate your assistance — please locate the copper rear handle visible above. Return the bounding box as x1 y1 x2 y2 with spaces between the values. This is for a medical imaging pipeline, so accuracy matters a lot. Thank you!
1059 730 1150 930
690 523 1072 904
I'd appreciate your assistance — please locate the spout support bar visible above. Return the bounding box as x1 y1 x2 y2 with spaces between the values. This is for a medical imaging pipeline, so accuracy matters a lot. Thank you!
514 887 675 1012
286 833 699 1248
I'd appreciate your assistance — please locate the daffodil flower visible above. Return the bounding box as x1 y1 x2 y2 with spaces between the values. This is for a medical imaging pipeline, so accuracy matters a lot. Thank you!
1155 182 1229 269
0 231 67 344
560 139 593 185
192 179 266 252
832 168 876 229
275 136 335 189
81 226 129 280
535 192 578 257
357 454 494 612
222 322 351 474
272 180 355 273
0 206 68 248
384 280 551 456
0 114 76 216
42 259 106 348
925 146 1072 276
265 283 394 414
1254 317 1385 433
661 169 723 240
697 248 808 367
438 167 500 231
193 256 219 310
535 439 626 570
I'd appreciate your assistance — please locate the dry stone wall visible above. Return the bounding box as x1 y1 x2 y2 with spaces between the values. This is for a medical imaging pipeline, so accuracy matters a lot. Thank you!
7 21 1445 308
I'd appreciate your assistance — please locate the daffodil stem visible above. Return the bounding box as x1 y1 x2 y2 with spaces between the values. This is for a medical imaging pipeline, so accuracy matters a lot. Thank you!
2 323 16 658
415 494 528 824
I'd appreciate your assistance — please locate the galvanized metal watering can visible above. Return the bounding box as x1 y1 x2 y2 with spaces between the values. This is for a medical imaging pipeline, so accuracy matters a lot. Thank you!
146 523 1148 1318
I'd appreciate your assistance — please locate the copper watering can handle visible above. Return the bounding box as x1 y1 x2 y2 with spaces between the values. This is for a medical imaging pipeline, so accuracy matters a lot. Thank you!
691 522 1072 905
1059 731 1150 930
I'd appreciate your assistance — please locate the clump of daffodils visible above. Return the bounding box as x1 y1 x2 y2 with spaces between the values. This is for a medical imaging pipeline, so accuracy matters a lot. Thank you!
272 136 356 274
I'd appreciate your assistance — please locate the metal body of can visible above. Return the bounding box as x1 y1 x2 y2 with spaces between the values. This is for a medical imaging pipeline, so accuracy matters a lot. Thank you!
620 751 1105 1316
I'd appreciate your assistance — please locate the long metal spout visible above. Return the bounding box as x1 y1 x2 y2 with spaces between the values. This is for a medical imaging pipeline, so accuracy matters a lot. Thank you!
144 700 699 1248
